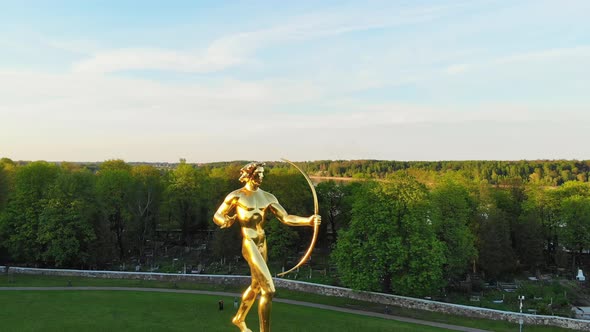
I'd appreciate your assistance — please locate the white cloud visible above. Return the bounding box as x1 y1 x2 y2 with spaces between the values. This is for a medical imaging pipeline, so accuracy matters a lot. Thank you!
44 39 102 55
2 66 589 162
494 46 590 64
71 2 472 74
445 64 471 75
72 47 243 74
443 46 590 76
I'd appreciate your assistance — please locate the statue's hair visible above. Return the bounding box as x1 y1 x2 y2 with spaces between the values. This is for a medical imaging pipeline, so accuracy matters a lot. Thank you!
239 162 266 183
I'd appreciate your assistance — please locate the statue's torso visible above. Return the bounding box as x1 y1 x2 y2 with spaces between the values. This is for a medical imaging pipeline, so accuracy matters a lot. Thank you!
234 188 274 244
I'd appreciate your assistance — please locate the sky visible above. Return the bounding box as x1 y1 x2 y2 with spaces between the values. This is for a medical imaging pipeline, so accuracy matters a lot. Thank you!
1 0 589 163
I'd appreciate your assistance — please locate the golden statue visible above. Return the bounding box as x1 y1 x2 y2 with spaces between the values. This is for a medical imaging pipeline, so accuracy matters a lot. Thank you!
213 161 321 332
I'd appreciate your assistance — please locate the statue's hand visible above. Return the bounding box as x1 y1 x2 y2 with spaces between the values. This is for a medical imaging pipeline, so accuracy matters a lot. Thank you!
221 214 237 228
309 214 321 227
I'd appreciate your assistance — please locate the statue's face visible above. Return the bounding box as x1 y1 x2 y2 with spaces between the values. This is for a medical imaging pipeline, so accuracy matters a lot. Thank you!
251 167 264 186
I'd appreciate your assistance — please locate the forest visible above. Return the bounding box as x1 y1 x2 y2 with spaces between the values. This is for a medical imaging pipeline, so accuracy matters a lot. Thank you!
1 157 589 298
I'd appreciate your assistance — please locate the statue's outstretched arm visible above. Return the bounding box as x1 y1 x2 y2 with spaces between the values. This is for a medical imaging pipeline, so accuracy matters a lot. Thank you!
269 201 317 227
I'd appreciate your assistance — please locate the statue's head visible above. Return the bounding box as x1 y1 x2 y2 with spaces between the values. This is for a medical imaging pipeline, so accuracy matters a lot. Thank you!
239 162 266 185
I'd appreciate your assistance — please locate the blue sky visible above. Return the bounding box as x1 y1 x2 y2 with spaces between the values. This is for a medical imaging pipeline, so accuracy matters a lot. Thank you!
1 1 589 162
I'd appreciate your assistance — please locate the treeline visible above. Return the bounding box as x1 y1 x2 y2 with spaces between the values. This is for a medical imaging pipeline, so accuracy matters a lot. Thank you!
1 157 589 298
300 159 590 185
0 158 239 269
329 174 590 297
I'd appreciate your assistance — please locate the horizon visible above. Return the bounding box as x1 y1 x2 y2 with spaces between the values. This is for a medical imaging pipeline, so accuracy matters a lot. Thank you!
2 1 589 162
3 157 590 165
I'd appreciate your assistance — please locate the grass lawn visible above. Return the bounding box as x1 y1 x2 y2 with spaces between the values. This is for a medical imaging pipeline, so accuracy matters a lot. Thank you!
0 290 453 332
0 274 579 331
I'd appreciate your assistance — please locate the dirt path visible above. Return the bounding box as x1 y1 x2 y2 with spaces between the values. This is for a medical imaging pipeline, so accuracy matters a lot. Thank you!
0 286 490 332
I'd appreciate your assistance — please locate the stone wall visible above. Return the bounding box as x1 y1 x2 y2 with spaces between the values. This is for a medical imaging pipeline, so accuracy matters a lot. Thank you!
4 266 251 286
273 279 590 330
2 266 589 330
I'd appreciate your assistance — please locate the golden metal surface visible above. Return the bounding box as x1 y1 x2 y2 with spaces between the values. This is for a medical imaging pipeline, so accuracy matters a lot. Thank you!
213 162 321 332
276 158 319 277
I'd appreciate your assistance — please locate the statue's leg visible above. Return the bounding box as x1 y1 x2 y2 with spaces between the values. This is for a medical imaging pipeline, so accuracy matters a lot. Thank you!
232 238 272 332
232 283 259 332
255 241 275 332
258 284 274 332
238 238 275 332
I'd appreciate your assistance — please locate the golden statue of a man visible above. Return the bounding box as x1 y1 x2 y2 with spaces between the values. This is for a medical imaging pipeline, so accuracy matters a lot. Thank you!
213 162 321 332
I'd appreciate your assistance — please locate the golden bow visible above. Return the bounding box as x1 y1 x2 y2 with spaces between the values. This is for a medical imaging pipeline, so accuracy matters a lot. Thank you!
277 158 319 277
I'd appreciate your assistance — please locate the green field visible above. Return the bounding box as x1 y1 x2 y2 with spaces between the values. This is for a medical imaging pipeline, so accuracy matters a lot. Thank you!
0 274 579 332
0 290 454 332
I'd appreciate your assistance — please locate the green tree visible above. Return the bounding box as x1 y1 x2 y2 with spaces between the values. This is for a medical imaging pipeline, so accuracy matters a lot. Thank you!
129 165 163 259
0 163 9 210
429 179 477 281
264 167 311 215
100 159 132 172
264 167 313 259
0 159 18 262
317 180 345 245
167 161 201 245
559 195 590 272
0 161 60 263
266 217 299 270
37 170 97 267
522 184 561 266
332 182 392 292
556 180 590 198
95 168 134 261
212 223 242 268
477 208 516 279
204 165 241 221
523 181 590 268
333 174 446 297
512 213 545 271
